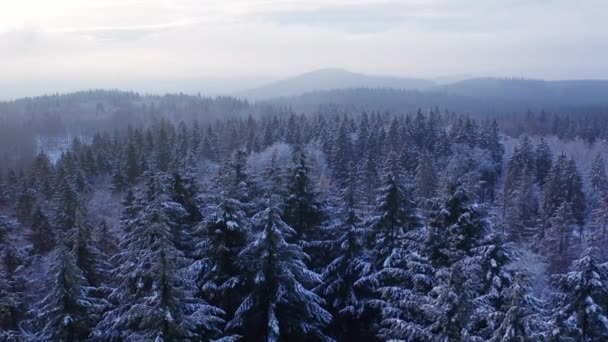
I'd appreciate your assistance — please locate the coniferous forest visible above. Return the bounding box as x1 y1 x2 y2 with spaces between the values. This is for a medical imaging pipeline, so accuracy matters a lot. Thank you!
2 92 608 341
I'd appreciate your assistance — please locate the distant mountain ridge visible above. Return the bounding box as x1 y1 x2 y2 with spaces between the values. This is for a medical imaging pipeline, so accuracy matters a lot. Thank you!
236 68 436 100
236 69 608 106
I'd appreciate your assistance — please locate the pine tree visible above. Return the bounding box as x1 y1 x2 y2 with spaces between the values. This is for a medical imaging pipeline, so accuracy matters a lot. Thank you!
226 205 332 341
30 244 97 341
550 247 608 341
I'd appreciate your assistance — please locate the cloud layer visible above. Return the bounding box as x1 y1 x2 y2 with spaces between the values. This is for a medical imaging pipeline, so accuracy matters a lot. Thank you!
1 0 607 97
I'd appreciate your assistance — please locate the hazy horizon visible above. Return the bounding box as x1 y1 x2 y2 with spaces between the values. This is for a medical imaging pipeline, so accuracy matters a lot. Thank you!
2 0 608 100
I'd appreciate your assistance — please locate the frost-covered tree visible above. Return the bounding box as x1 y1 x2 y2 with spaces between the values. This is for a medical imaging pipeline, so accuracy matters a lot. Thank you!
470 233 517 338
67 209 110 287
427 186 489 269
366 171 419 266
535 137 553 188
374 248 434 341
0 216 20 334
95 186 224 341
362 149 380 206
489 273 545 341
30 244 97 341
589 153 608 199
589 192 608 261
415 150 437 203
283 150 324 246
504 164 538 242
194 194 249 318
424 186 493 339
227 205 333 341
332 120 352 188
549 247 608 341
315 169 372 340
53 176 79 231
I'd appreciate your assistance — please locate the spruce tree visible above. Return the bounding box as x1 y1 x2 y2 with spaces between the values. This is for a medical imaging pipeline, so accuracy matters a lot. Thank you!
67 209 110 287
30 244 96 341
589 153 608 203
489 273 545 341
30 205 55 254
535 138 553 187
226 205 332 341
96 189 224 340
283 150 324 244
315 167 372 341
195 194 249 318
550 247 608 341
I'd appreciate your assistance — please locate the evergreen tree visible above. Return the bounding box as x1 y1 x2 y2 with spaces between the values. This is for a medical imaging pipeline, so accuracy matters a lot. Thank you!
362 149 380 206
30 244 96 341
283 150 324 243
30 205 55 254
96 190 224 341
14 181 35 224
366 170 419 268
67 209 110 287
414 150 437 203
226 205 332 341
125 142 140 184
424 186 492 339
96 220 118 257
504 164 538 242
195 194 249 318
53 176 79 231
550 247 608 341
535 138 553 187
589 153 608 198
332 121 352 188
489 273 545 341
470 233 517 338
315 168 372 341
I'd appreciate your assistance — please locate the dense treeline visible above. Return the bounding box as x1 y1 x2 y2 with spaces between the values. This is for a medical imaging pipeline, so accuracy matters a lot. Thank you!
3 90 608 171
1 107 608 341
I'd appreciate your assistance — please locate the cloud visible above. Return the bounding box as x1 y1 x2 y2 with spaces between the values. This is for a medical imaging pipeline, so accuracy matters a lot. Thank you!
49 19 202 41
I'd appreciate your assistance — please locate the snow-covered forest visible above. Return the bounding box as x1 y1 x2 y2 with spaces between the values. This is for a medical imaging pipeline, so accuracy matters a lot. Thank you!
2 93 608 341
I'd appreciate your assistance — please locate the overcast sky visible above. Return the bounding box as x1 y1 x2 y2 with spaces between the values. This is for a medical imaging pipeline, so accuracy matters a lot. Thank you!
1 0 607 96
